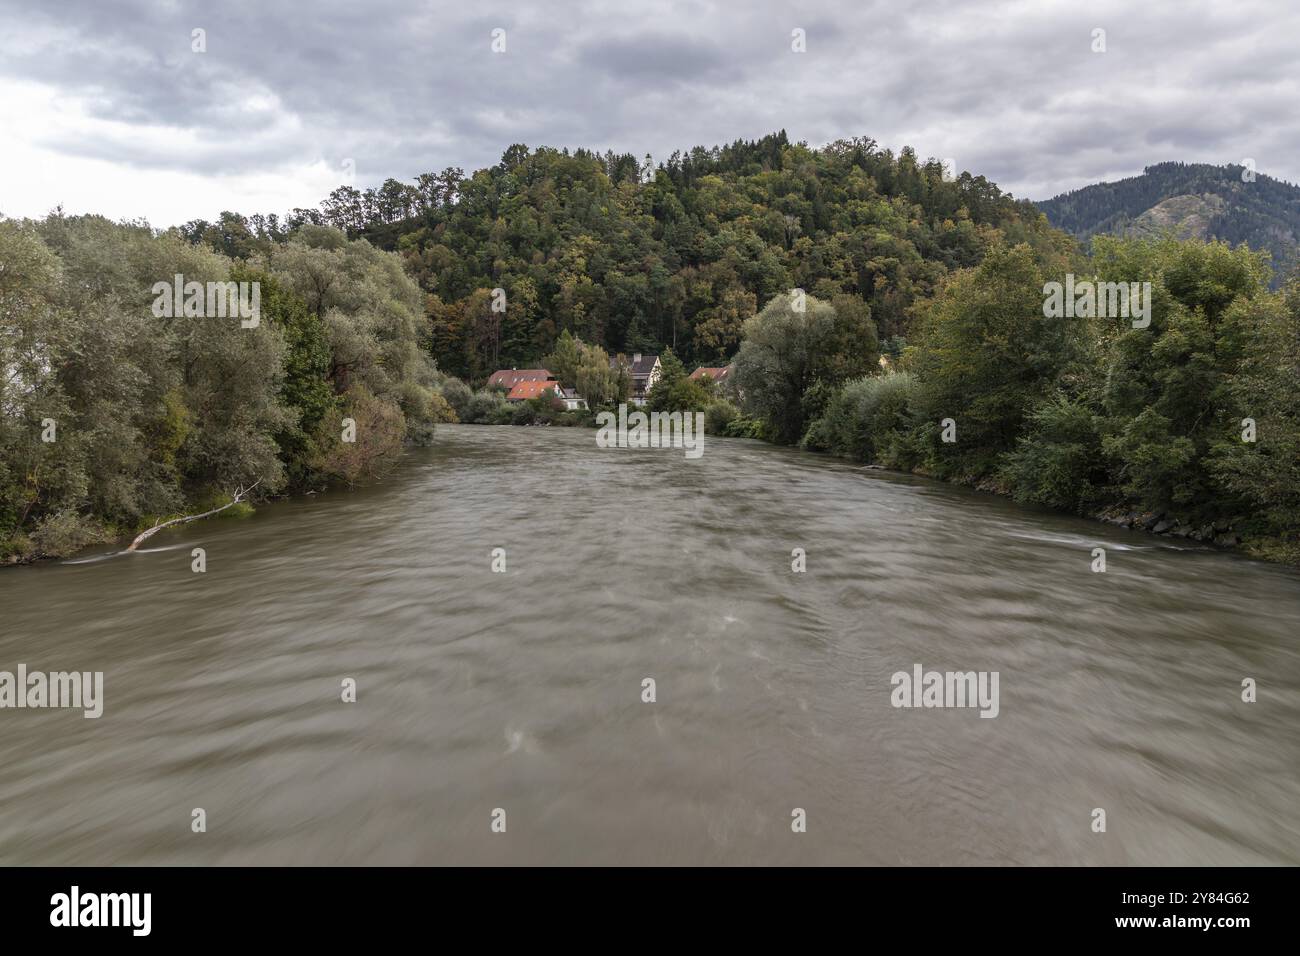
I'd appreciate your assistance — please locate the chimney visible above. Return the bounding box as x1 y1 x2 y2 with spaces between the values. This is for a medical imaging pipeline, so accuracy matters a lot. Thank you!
633 352 642 365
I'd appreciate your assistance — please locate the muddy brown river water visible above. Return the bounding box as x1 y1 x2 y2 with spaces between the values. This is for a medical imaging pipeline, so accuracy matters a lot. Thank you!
2 423 1298 864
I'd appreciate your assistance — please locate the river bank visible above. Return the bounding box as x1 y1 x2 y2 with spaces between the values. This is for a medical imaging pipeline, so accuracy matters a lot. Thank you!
7 407 1292 571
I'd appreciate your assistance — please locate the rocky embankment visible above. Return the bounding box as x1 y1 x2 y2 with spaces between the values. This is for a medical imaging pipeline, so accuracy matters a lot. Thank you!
1098 507 1242 548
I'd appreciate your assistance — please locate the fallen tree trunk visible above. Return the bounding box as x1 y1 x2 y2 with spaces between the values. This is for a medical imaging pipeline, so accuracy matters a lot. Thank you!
126 480 261 552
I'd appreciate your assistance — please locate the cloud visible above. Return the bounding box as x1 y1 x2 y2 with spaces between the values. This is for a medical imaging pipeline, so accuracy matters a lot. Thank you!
576 32 738 84
0 0 1296 225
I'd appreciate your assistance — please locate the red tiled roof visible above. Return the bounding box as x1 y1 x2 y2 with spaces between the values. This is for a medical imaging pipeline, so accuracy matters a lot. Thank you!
506 380 560 401
690 366 733 382
488 368 555 389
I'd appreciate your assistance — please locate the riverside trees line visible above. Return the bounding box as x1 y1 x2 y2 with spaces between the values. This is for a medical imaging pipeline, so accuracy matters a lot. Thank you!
4 132 1298 563
438 234 1299 563
791 237 1299 563
1 216 453 563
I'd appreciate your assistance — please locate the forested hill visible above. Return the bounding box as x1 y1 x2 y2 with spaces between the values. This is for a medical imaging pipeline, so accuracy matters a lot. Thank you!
1037 162 1300 283
181 132 1074 381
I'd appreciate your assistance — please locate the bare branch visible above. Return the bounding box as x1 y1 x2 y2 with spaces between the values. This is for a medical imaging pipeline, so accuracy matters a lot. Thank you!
125 479 262 551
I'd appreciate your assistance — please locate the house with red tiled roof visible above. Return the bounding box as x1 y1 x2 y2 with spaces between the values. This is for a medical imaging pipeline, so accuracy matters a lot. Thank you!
487 368 556 390
505 379 562 403
689 365 734 385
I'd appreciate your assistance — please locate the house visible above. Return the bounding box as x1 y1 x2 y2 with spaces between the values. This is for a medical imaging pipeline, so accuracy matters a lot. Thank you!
505 380 561 403
610 352 661 406
689 365 734 386
487 368 556 391
507 380 588 410
558 387 588 411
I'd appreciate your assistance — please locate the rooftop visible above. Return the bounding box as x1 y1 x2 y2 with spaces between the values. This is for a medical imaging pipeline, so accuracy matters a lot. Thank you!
488 368 556 389
506 379 560 401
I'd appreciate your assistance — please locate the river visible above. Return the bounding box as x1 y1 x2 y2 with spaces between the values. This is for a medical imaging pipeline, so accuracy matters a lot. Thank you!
2 423 1298 865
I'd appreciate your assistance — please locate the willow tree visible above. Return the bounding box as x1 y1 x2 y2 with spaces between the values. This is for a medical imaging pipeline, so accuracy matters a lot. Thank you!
733 291 876 444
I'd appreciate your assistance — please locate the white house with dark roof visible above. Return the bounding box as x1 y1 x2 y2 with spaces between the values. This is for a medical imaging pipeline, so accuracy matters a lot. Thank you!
558 387 588 411
610 352 661 406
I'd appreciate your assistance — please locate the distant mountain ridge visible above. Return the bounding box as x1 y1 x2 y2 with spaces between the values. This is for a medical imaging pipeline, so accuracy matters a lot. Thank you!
1037 162 1300 282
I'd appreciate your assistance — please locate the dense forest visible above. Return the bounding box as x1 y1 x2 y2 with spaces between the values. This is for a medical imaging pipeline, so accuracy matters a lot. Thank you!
1038 162 1300 284
178 132 1075 380
4 133 1299 564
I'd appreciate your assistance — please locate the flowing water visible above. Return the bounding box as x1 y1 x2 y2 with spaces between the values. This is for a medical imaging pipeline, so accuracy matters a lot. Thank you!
2 423 1298 865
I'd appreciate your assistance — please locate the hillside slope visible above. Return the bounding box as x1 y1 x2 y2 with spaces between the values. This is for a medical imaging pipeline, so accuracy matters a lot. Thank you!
207 132 1070 380
177 132 1077 382
1038 162 1300 282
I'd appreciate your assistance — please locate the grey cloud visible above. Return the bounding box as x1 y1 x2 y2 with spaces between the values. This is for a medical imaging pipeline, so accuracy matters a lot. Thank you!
576 33 737 83
0 0 1296 223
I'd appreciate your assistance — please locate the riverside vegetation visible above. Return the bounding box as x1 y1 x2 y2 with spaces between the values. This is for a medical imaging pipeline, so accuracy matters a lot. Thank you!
3 133 1297 563
1 216 453 562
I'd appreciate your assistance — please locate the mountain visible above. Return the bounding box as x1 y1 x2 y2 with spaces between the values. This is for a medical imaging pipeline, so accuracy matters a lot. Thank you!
347 133 1072 381
1037 162 1300 282
178 132 1078 383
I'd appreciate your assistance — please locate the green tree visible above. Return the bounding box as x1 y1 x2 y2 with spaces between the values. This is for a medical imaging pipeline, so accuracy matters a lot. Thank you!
544 329 583 387
907 243 1087 479
647 349 711 413
733 291 869 444
573 340 624 407
1206 280 1300 543
235 266 335 489
1096 236 1270 514
1001 394 1108 512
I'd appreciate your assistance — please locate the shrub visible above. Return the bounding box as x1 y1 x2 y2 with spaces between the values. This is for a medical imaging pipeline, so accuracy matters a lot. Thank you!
1001 395 1108 513
435 376 473 419
807 372 921 464
28 510 105 558
723 416 770 440
704 399 740 435
463 389 509 424
309 387 407 485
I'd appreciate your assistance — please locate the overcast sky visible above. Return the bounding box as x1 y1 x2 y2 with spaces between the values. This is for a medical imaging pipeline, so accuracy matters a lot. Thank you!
1 0 1296 227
